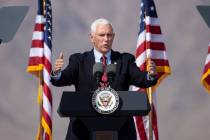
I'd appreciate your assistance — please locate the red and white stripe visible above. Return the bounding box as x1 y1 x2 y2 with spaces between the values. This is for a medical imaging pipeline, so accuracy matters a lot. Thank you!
28 15 45 70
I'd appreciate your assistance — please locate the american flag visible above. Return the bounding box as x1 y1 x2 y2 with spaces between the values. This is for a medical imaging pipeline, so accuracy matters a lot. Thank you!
201 42 210 94
133 0 171 140
27 0 53 140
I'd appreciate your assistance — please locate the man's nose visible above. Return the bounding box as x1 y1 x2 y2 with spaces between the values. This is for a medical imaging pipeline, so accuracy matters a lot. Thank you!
103 35 109 41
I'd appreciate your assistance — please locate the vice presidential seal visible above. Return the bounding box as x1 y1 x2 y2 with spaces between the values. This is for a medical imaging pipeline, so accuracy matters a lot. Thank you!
92 87 119 114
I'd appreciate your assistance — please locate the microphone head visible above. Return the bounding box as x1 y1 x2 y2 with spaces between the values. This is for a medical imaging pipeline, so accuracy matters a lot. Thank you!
93 62 103 76
106 64 117 75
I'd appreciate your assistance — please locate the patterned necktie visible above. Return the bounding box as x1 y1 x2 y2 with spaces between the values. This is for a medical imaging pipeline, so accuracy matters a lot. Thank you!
101 55 108 83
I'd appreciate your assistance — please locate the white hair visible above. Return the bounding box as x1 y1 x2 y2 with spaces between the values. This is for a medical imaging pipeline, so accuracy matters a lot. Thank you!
91 18 113 33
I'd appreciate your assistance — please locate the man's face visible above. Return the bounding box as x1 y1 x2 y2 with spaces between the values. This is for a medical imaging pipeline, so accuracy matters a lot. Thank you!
90 24 115 54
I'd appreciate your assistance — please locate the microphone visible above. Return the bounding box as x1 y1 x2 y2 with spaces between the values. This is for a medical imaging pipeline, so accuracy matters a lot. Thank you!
106 64 117 85
93 63 103 85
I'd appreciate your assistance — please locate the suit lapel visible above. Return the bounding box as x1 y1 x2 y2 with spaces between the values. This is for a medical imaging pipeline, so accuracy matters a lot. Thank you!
86 50 98 90
86 50 95 75
111 50 122 88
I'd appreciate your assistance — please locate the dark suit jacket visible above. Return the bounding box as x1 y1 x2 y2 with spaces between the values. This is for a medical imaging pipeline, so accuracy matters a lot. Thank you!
51 50 157 140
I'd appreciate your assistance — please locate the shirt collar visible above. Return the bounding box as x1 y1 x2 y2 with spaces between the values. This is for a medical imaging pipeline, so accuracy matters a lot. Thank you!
93 48 111 63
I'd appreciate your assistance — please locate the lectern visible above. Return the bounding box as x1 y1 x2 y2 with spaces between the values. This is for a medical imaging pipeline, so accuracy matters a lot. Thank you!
58 91 150 140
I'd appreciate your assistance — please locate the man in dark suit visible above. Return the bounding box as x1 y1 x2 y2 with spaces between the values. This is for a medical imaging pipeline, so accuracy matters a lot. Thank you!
51 18 157 140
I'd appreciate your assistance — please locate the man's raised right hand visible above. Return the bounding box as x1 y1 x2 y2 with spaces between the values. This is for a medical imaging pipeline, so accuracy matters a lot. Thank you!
53 52 64 75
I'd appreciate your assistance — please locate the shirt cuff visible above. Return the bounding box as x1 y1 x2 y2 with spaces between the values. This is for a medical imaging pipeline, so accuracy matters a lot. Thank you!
147 73 155 81
51 71 62 80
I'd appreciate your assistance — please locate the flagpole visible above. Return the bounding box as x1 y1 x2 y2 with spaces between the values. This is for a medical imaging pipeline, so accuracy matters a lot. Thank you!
38 1 45 140
144 3 153 137
148 86 153 140
146 58 153 140
144 8 153 138
37 70 43 140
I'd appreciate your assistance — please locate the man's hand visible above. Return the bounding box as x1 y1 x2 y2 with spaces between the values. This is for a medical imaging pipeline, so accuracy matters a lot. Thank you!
147 59 157 77
53 52 64 75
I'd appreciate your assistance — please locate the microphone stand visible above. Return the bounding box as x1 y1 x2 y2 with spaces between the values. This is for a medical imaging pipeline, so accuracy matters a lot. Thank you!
95 76 102 87
107 73 115 87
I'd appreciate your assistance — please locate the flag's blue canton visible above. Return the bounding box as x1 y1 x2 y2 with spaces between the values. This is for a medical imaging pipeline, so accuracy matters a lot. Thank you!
145 0 157 18
139 0 158 35
139 0 146 34
38 0 43 15
44 0 52 50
